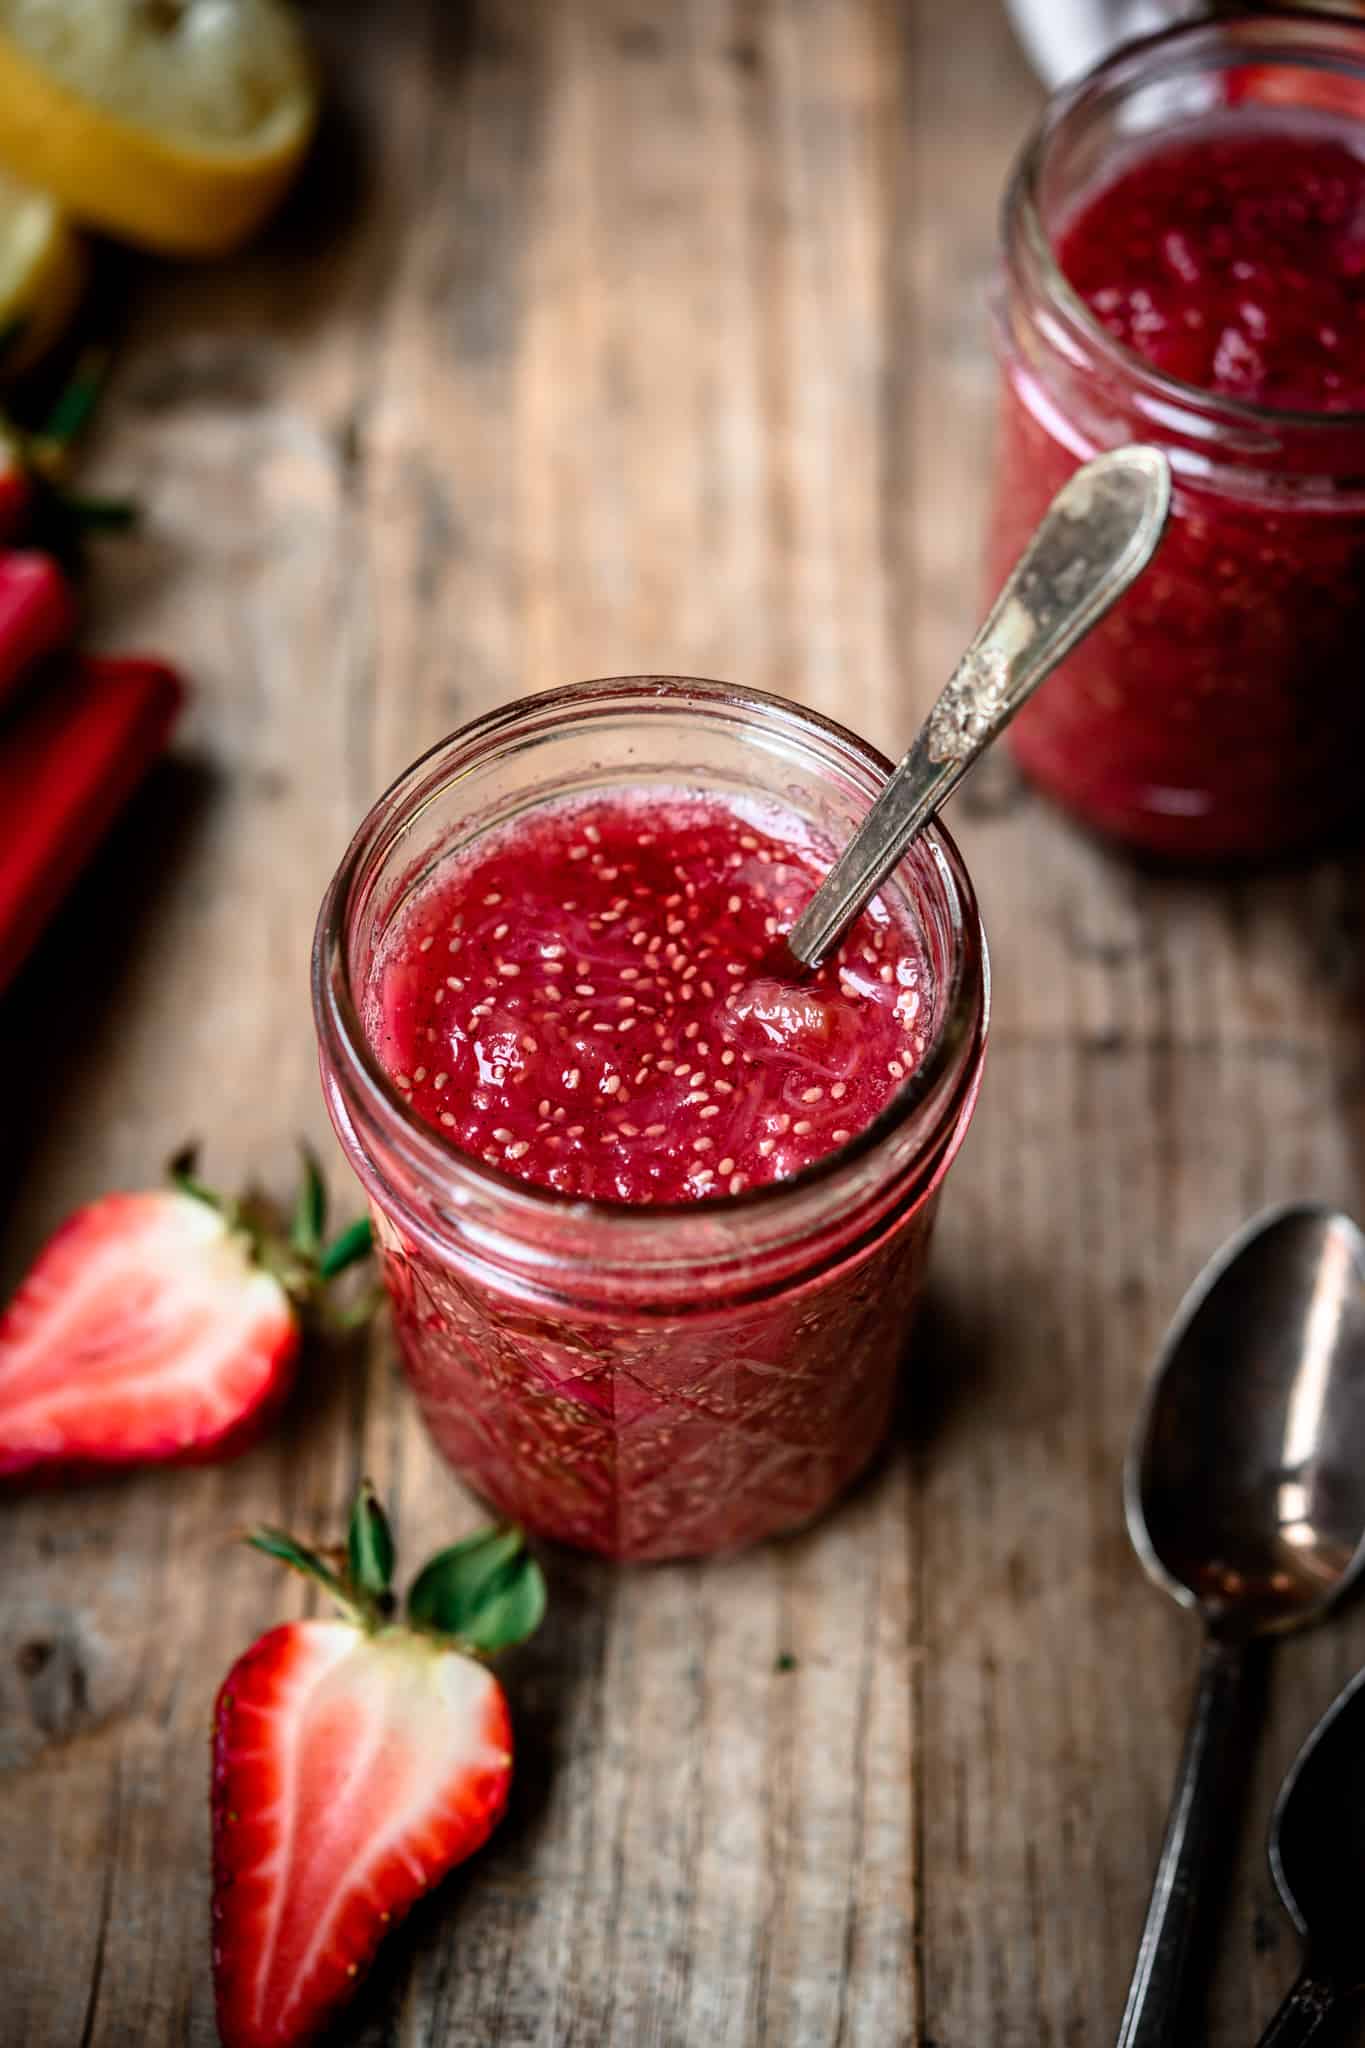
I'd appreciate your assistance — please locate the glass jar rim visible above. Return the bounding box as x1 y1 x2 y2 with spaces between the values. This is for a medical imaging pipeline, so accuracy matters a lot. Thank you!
312 675 989 1251
1006 9 1365 441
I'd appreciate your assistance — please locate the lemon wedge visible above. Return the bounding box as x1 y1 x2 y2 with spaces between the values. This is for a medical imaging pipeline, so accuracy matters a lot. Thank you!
0 166 85 375
0 0 318 257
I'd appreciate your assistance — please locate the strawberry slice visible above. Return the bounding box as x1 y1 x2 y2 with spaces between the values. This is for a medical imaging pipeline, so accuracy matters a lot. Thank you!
212 1486 545 2048
0 1148 373 1480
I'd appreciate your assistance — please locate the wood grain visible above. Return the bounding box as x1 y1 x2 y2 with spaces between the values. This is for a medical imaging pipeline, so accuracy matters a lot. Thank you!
3 1 1364 2043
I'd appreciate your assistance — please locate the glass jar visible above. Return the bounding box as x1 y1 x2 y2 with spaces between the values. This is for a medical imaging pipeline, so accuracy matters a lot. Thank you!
313 677 988 1562
990 13 1365 860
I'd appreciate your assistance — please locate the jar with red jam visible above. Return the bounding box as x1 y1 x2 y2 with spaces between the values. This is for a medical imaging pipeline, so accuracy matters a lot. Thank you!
313 678 988 1561
991 13 1365 859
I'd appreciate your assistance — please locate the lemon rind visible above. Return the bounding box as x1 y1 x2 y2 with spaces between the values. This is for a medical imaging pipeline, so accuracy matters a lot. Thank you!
0 26 317 257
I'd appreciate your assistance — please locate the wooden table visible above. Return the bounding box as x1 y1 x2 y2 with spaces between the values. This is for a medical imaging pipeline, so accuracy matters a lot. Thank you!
5 3 1365 2042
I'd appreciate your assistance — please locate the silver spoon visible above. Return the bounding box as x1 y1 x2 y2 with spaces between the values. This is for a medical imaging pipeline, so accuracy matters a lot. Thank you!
1118 1203 1365 2048
786 443 1170 971
1259 1662 1365 2045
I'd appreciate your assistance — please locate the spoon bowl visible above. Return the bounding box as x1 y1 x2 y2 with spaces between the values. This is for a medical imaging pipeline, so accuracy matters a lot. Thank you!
1116 1203 1365 2048
1254 1664 1365 2044
1127 1203 1365 1638
1272 1662 1365 1969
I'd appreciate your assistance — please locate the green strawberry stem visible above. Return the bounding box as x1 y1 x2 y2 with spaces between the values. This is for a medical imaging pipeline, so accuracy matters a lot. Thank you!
245 1484 546 1657
166 1142 374 1312
244 1526 367 1625
34 346 113 457
289 1142 328 1260
0 346 142 568
58 490 138 532
318 1217 372 1279
347 1479 395 1603
167 1143 223 1214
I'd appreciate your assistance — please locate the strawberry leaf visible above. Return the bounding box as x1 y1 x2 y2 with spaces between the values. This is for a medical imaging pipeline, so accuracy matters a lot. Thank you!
245 1525 362 1619
347 1480 395 1601
166 1144 226 1216
410 1526 522 1612
37 346 111 452
319 1217 373 1279
457 1551 547 1653
407 1527 546 1653
290 1143 329 1260
58 489 138 532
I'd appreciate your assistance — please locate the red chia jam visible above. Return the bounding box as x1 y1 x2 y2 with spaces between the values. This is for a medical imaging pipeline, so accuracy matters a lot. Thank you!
368 794 930 1205
349 784 968 1561
991 17 1365 859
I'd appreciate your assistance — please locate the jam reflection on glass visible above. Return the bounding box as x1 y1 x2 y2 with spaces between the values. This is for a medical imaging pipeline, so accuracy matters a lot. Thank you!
361 790 943 1560
994 115 1365 858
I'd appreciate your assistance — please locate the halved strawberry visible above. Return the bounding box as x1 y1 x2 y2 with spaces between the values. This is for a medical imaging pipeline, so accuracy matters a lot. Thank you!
212 1486 545 2048
0 1148 373 1480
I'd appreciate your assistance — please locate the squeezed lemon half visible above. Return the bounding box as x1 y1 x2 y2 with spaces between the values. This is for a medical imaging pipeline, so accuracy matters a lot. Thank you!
0 0 318 257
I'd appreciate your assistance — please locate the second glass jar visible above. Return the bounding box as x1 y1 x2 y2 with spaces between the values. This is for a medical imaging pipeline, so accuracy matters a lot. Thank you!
991 13 1365 860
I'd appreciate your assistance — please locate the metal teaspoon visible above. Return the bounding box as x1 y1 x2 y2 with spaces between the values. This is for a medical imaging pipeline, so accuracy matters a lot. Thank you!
1118 1204 1365 2048
785 443 1170 971
1258 1660 1365 2046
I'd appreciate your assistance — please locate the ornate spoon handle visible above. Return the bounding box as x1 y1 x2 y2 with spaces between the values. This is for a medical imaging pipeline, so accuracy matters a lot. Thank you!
1255 1972 1340 2048
786 444 1171 970
1116 1634 1247 2048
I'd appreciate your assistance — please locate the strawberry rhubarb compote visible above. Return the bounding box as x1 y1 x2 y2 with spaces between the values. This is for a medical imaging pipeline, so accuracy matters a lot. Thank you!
991 16 1365 858
369 795 928 1205
316 679 988 1560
